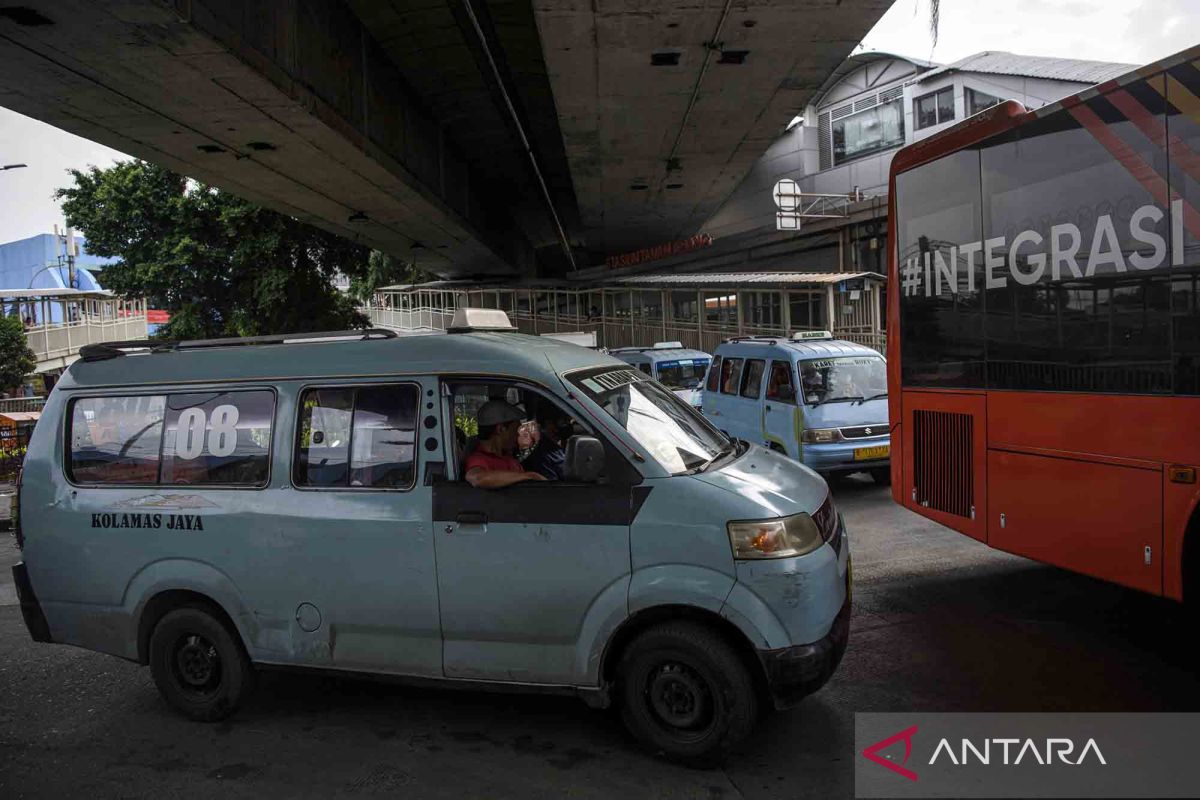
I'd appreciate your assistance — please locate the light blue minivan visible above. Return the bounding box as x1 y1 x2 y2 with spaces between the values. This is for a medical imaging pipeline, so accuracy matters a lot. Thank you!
11 310 849 762
702 332 891 484
609 342 711 408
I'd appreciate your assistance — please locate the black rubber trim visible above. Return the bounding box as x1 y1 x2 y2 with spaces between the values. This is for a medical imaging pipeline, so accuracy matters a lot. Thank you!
11 562 52 643
630 486 652 521
433 481 643 526
423 461 445 486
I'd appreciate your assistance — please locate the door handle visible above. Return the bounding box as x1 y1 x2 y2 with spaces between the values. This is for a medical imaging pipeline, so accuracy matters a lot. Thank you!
456 511 487 525
765 404 772 411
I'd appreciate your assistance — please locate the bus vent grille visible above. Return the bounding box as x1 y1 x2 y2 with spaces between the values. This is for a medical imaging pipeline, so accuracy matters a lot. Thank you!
913 410 973 518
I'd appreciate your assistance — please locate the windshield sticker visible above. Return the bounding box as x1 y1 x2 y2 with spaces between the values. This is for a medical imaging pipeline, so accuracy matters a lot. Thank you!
585 369 646 393
804 357 880 369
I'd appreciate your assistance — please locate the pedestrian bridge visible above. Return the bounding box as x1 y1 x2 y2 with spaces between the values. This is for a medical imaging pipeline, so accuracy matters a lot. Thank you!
364 273 887 354
1 289 148 373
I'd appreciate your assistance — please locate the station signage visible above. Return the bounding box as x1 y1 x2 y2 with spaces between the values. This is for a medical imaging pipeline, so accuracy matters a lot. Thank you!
604 233 713 270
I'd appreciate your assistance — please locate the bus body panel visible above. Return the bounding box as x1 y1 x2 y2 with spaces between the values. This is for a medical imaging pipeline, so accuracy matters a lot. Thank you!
900 390 987 542
987 448 1163 594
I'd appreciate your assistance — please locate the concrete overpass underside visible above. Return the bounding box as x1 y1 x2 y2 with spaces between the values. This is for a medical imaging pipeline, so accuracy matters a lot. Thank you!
0 0 890 278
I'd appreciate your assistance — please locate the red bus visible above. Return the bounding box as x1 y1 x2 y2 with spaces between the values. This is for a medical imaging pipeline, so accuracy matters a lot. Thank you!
886 45 1200 601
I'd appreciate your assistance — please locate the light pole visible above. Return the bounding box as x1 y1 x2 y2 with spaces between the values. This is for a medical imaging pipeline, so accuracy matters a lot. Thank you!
1 164 27 172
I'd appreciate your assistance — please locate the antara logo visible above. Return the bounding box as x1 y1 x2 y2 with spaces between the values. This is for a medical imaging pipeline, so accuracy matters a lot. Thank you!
863 725 920 781
930 737 1107 766
862 726 1107 781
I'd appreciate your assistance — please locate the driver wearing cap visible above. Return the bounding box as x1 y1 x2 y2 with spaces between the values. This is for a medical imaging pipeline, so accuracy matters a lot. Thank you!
464 400 548 489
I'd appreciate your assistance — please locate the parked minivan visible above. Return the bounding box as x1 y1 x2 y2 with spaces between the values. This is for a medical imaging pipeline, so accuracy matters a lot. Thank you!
11 310 849 761
609 342 711 407
702 332 890 484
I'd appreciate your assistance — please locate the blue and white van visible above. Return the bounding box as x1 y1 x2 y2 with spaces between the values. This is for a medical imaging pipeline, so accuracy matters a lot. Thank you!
10 310 849 762
702 332 890 483
609 342 711 407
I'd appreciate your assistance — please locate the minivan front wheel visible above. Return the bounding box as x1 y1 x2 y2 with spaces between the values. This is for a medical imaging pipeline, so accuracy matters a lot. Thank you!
617 622 758 763
149 607 253 722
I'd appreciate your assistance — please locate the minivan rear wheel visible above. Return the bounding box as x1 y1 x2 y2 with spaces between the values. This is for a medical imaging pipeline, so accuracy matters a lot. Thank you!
149 607 253 722
617 622 758 764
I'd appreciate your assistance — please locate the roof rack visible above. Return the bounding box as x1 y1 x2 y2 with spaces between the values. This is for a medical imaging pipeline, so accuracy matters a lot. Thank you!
78 328 398 362
721 335 784 345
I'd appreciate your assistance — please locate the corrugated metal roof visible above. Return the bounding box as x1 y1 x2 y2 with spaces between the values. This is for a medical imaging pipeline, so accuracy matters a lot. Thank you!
0 411 41 422
916 51 1133 86
614 272 883 287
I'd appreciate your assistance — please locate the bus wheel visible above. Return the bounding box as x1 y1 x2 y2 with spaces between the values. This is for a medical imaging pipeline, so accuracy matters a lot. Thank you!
617 622 757 764
149 607 254 722
869 467 891 486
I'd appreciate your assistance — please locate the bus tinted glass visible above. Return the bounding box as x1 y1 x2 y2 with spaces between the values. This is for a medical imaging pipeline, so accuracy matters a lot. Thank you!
896 148 985 387
897 70 1200 395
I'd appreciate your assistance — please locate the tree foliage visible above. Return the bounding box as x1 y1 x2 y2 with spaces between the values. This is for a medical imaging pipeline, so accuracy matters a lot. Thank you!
56 161 374 340
0 315 36 392
347 250 429 304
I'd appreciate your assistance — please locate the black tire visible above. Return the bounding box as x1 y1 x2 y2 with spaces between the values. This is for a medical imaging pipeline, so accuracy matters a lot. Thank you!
869 467 891 486
617 622 758 764
149 606 254 722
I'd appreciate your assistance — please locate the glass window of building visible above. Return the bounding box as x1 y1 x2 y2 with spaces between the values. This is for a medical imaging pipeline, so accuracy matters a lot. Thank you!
832 100 904 165
915 87 955 130
966 88 1003 116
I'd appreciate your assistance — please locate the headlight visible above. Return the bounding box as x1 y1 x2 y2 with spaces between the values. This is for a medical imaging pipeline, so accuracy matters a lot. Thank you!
727 513 824 559
801 427 841 443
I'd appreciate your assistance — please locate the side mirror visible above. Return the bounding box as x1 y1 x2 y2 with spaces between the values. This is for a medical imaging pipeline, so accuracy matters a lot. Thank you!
565 435 604 483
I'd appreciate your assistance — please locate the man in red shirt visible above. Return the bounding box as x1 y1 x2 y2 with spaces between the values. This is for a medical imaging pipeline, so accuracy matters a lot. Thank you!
464 400 548 489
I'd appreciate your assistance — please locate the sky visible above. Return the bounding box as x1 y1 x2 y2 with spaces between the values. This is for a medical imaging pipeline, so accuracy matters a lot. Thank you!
1 0 1199 245
859 0 1199 66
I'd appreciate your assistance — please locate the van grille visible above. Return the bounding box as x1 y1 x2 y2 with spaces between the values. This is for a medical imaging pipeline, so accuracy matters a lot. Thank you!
912 410 974 518
840 424 887 440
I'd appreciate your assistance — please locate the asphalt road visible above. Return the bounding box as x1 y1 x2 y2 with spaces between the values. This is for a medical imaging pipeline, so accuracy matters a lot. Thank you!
2 476 1198 798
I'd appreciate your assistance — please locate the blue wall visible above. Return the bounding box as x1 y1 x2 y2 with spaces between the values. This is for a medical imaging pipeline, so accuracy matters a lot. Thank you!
0 233 114 292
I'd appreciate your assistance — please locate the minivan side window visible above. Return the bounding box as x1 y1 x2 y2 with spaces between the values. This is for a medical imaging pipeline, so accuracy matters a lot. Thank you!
295 384 418 490
637 363 651 375
705 356 723 392
740 359 765 399
765 360 796 403
68 390 275 486
69 395 166 484
720 357 744 394
160 391 274 486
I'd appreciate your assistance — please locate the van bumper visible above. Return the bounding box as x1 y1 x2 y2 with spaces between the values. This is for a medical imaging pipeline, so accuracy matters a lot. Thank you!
756 584 850 710
11 562 53 643
802 438 890 473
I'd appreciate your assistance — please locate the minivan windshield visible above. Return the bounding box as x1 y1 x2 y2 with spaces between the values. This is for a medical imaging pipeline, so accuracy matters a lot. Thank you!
798 355 887 405
568 366 729 474
655 358 711 391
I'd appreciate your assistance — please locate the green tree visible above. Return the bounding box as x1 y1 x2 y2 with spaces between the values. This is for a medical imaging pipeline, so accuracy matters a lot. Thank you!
0 315 36 394
348 250 429 304
56 161 373 340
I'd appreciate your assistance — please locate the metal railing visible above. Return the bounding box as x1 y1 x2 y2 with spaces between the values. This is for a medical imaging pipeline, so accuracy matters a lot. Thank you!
364 286 887 354
25 314 149 370
0 397 45 413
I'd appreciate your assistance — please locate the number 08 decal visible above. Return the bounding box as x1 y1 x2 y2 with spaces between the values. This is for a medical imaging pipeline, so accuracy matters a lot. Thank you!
176 404 240 459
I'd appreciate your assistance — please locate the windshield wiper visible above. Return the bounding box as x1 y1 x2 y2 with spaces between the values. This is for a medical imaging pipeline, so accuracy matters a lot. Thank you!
813 395 864 407
858 392 888 404
685 439 736 475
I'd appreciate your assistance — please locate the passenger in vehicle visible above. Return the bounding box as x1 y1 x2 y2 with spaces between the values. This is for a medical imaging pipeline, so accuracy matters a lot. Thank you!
464 400 548 488
523 405 573 480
